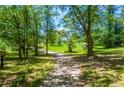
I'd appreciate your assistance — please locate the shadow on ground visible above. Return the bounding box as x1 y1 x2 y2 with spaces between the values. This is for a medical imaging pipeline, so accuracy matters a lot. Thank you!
1 49 124 87
0 56 55 87
77 51 124 86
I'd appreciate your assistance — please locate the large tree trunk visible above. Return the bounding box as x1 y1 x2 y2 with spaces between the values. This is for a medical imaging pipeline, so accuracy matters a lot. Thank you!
85 30 93 56
86 5 93 56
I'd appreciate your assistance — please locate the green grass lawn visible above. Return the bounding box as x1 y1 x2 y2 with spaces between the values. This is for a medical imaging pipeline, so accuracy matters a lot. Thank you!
48 43 87 55
1 43 124 87
94 46 124 54
48 43 124 86
48 43 124 55
0 56 55 87
79 46 124 86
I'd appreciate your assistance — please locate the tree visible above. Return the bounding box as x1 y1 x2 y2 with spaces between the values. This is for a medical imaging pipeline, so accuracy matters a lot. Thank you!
12 6 23 60
101 6 124 48
71 5 94 56
31 6 41 56
23 6 29 59
43 6 56 55
0 5 42 60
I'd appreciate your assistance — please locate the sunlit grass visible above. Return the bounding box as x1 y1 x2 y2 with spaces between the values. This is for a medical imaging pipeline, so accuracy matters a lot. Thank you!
81 65 121 86
1 44 124 87
0 57 55 87
48 43 124 86
79 46 124 86
48 43 124 55
94 46 124 54
48 43 87 54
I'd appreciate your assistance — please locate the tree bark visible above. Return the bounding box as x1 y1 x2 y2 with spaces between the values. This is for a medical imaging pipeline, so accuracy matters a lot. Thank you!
24 6 29 59
68 42 73 52
33 8 39 56
86 5 93 56
85 29 93 56
0 55 4 68
45 6 49 55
